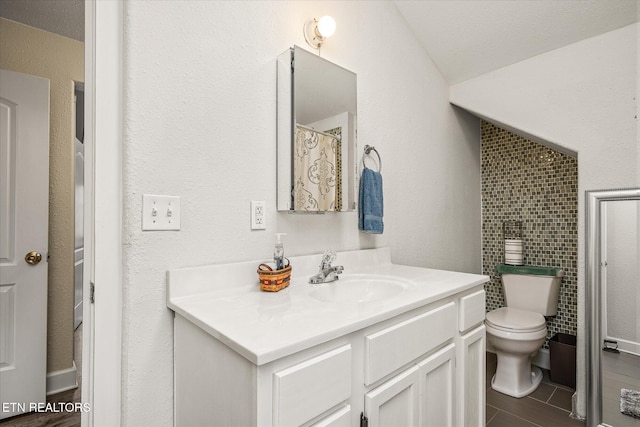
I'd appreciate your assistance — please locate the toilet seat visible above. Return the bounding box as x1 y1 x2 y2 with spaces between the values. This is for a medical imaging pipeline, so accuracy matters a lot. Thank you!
486 307 546 333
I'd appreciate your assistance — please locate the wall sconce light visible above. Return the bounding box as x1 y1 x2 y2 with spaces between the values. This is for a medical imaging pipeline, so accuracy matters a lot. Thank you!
303 16 336 49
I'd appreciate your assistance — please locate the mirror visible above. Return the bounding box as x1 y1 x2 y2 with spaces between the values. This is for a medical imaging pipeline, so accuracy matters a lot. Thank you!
586 188 640 427
277 46 357 212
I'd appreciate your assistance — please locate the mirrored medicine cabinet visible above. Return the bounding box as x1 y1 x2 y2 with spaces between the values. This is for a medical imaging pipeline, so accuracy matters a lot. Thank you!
277 46 357 212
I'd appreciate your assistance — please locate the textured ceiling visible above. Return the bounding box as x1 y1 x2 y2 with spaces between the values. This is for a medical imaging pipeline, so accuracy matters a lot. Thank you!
0 0 84 41
394 0 639 84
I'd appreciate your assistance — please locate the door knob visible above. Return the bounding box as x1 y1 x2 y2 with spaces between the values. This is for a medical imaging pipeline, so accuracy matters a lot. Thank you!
25 251 42 265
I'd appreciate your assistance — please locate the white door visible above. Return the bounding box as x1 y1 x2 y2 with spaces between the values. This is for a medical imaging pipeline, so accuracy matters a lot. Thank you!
0 69 50 419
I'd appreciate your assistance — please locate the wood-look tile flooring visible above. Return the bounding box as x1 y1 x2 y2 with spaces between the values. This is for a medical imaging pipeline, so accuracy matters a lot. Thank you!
0 326 82 427
601 350 640 427
486 352 585 427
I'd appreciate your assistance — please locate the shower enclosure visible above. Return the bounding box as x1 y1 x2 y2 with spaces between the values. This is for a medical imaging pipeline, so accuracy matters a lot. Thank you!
586 188 640 427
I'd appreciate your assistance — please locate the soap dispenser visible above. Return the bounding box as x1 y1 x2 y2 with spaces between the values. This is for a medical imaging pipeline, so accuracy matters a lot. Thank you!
274 233 287 270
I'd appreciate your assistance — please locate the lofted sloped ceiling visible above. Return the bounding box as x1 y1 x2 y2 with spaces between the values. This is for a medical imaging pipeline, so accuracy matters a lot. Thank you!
394 0 639 84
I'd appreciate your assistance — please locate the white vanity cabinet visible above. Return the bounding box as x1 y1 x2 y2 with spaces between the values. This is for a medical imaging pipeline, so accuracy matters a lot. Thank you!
168 248 490 427
174 314 354 427
362 301 457 427
364 343 458 427
361 290 486 427
173 287 486 427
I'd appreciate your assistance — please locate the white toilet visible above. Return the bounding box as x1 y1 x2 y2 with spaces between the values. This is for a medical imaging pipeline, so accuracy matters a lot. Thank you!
485 265 564 398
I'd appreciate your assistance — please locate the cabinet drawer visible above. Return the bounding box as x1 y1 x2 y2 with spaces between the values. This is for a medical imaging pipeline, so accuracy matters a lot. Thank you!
459 290 485 332
273 345 351 427
364 302 456 385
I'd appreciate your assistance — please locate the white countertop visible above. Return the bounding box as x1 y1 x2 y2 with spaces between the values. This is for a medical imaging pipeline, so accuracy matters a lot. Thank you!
167 248 489 366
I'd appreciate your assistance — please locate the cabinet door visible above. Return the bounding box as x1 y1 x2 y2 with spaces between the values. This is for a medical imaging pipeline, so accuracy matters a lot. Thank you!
418 344 456 427
364 365 420 427
457 325 485 427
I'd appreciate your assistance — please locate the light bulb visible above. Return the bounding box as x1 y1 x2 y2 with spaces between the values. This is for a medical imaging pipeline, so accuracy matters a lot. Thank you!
316 16 336 38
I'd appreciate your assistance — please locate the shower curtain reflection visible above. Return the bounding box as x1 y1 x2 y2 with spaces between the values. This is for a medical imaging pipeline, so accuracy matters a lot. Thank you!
293 125 341 211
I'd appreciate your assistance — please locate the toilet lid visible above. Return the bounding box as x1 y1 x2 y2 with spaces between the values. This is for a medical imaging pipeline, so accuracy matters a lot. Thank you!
486 307 546 333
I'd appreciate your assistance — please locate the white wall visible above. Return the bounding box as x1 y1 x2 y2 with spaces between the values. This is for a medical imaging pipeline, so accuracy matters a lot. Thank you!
449 23 639 419
121 1 481 425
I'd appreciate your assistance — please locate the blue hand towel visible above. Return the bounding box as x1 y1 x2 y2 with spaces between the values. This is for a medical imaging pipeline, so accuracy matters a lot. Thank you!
359 167 384 234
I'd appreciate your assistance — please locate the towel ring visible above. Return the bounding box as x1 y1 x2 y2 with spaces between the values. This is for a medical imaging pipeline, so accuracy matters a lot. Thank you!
363 145 382 172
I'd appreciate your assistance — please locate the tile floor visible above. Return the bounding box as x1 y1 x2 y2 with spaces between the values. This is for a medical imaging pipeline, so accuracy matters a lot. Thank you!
601 350 640 427
486 352 585 427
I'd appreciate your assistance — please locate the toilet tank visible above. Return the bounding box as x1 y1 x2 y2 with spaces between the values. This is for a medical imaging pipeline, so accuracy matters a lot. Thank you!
497 265 564 316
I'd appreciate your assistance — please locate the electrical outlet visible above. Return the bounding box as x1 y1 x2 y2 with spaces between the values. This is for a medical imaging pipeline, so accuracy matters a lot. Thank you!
142 194 181 231
251 201 266 230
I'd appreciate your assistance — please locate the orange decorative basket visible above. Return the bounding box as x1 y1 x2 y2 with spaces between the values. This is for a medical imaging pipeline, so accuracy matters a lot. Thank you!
257 263 292 292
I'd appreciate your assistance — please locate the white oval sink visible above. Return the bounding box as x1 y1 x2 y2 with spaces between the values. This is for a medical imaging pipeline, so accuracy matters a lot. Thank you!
309 274 411 303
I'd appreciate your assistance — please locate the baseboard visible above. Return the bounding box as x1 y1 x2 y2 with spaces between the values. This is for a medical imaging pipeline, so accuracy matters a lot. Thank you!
46 361 78 395
606 336 640 356
486 345 551 370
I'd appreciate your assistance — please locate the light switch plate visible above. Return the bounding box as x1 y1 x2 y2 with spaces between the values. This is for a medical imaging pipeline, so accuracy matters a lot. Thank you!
251 200 266 230
142 194 181 231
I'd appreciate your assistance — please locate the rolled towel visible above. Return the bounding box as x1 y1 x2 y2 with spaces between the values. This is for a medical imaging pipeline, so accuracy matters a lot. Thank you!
359 167 383 234
505 239 523 244
505 240 523 251
504 253 523 265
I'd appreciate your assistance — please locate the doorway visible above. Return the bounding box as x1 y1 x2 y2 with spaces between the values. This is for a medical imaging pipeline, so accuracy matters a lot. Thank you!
2 2 124 424
0 3 86 425
586 188 640 427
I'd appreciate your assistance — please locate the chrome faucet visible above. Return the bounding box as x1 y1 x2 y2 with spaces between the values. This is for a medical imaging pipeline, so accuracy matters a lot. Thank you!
309 250 344 284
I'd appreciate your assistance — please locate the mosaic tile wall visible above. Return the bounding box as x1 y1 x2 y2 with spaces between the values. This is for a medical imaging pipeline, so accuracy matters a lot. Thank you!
481 121 578 347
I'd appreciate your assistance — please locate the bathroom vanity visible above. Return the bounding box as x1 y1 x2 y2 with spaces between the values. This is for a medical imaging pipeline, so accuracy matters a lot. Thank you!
167 248 488 427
